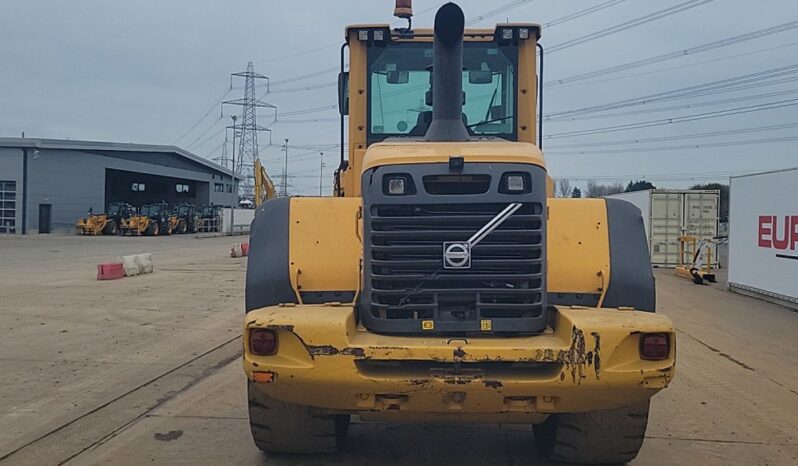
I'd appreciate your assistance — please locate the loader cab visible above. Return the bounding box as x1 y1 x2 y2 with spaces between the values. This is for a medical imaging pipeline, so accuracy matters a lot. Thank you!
141 202 168 220
107 202 134 221
335 21 541 197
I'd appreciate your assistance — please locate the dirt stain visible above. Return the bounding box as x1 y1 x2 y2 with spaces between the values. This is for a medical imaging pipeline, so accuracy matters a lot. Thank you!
154 430 183 441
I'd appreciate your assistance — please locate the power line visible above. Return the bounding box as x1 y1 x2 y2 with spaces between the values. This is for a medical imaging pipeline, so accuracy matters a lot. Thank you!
543 0 629 28
545 63 798 119
173 87 232 144
554 169 756 181
253 3 443 65
268 82 337 94
546 135 798 155
547 0 716 54
269 66 341 86
273 117 340 124
466 0 536 26
544 98 798 139
549 40 798 91
184 116 224 150
546 88 798 122
547 121 798 148
186 123 226 151
279 104 337 117
545 19 798 88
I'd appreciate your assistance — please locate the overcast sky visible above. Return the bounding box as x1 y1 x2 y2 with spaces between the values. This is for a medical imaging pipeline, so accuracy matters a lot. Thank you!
1 0 797 194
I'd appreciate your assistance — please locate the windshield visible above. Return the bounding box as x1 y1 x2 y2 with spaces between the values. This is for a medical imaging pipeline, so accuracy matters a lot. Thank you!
141 205 161 216
178 206 190 216
108 205 121 216
367 41 517 143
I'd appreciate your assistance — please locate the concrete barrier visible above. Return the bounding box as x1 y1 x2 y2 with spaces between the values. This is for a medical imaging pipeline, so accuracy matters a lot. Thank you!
119 254 154 276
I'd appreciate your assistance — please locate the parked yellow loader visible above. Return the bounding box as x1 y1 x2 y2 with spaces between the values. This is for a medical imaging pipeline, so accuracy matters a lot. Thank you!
76 201 134 235
120 202 174 236
242 3 675 463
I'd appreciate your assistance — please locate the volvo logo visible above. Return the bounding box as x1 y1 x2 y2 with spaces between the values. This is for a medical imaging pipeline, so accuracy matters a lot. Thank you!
441 202 523 271
443 242 471 269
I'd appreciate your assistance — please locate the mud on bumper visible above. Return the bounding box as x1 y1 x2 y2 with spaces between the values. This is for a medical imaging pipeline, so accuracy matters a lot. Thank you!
243 305 675 418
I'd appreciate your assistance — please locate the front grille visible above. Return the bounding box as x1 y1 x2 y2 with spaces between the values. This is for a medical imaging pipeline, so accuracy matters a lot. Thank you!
361 163 548 334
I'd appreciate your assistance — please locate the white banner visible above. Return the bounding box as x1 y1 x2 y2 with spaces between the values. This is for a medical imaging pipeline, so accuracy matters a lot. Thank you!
729 169 798 303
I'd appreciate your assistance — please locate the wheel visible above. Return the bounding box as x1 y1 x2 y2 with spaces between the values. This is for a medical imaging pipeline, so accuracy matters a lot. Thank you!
533 400 650 464
247 381 349 454
177 220 187 234
146 222 159 236
103 220 118 235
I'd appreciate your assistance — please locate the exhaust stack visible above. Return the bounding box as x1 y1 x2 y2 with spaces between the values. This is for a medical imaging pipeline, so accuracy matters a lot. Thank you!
424 3 469 142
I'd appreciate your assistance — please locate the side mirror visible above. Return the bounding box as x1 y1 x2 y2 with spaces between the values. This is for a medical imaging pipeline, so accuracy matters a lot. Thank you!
468 70 493 84
386 70 409 84
337 72 349 116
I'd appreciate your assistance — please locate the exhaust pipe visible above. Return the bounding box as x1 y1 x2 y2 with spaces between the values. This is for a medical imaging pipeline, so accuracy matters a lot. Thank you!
424 2 469 142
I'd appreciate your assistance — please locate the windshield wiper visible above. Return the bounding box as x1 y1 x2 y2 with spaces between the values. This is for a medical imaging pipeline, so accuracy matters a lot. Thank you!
467 115 515 128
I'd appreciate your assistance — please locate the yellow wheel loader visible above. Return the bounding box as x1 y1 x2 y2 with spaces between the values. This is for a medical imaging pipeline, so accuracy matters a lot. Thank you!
173 203 200 234
76 201 134 235
120 202 174 236
243 3 675 463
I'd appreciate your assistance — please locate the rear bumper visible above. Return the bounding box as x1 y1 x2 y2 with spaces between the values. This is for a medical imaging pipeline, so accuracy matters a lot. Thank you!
243 305 675 419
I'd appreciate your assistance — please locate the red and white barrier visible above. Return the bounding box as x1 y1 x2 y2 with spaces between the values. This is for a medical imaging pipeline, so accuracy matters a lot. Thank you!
97 262 125 280
231 242 249 258
98 254 154 280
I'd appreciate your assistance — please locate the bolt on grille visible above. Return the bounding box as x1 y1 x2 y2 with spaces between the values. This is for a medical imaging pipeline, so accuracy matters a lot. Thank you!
367 202 545 326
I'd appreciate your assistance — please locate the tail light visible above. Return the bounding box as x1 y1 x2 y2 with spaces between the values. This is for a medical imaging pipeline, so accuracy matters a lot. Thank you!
249 329 277 355
640 333 670 360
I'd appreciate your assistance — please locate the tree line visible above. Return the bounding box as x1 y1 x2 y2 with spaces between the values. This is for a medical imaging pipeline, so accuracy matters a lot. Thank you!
554 179 729 222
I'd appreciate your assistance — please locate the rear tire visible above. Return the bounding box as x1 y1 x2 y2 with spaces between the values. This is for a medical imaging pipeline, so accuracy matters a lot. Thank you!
103 220 118 235
247 381 349 454
533 400 650 464
146 222 159 236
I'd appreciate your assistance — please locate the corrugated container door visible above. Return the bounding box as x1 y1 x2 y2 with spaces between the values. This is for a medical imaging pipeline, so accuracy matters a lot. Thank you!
649 191 682 266
684 191 720 267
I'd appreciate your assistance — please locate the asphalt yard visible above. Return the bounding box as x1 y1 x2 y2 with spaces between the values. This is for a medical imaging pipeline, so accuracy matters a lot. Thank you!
0 235 796 465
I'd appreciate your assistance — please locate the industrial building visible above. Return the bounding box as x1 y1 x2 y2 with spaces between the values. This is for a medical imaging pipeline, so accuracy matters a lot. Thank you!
0 138 241 234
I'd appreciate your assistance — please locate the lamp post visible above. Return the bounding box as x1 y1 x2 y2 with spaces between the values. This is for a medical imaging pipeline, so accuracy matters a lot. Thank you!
282 138 289 197
230 115 238 235
319 152 325 196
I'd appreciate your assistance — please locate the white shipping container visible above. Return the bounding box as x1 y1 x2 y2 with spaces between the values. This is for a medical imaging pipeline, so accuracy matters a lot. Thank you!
605 190 720 267
729 168 798 308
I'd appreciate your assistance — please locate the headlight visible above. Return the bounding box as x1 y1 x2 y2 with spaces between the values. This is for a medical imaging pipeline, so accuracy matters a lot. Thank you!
387 177 406 195
507 175 525 192
383 174 414 196
500 172 531 194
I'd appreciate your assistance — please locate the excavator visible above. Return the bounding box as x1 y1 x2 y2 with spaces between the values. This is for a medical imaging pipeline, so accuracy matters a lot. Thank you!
242 2 675 463
254 159 276 206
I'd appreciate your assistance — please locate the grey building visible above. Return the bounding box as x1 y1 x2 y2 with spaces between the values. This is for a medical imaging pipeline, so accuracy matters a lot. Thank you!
0 138 241 234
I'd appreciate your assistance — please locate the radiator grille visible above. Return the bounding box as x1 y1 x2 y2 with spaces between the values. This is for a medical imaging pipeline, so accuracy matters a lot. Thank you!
368 202 545 323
